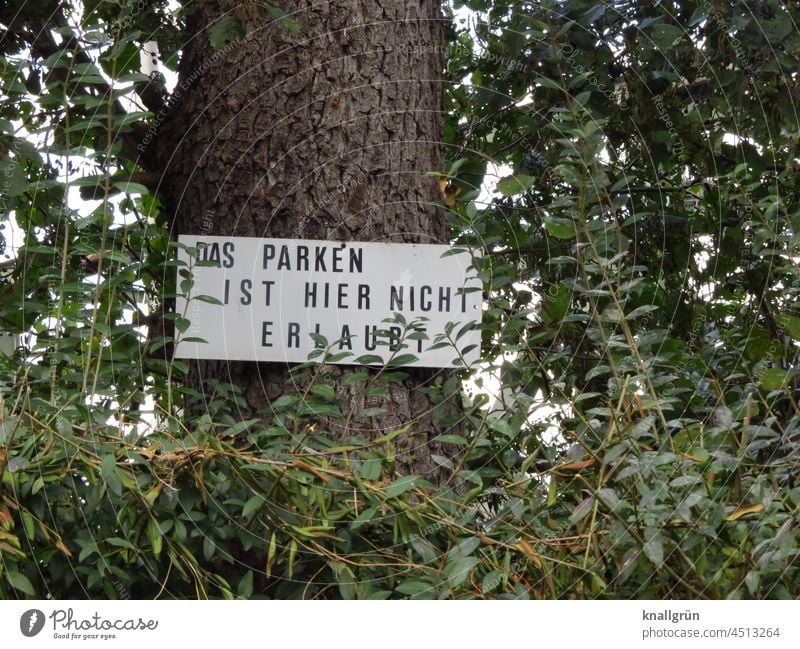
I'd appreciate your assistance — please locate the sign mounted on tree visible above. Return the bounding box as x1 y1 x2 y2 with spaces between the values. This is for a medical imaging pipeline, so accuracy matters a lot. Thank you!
174 236 483 368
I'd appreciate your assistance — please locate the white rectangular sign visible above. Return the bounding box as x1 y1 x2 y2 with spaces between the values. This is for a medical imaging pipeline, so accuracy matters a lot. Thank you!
174 236 482 367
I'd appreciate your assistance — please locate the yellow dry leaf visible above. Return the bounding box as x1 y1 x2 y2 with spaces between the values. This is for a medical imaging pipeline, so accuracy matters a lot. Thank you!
726 503 764 521
144 483 163 506
55 538 74 558
438 177 461 206
515 539 542 569
0 504 13 531
557 459 596 472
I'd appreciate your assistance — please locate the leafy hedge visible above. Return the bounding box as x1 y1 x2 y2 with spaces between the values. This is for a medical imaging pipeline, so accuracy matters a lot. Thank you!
1 0 799 598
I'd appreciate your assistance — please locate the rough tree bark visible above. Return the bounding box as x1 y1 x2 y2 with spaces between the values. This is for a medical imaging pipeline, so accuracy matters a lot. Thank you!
158 0 461 478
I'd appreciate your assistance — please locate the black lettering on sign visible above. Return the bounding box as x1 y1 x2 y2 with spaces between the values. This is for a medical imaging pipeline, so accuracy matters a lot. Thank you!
262 244 275 269
261 280 275 306
332 245 344 272
315 247 327 272
240 279 252 305
392 285 457 312
197 242 235 268
420 285 432 312
339 324 352 350
277 246 291 270
305 282 317 308
224 278 230 305
199 242 219 266
350 248 363 273
261 321 274 347
390 286 403 311
364 325 377 351
222 242 234 268
305 282 370 309
202 243 219 264
287 322 300 348
438 287 451 312
388 326 402 352
413 326 425 353
297 246 309 271
261 243 362 272
358 284 370 310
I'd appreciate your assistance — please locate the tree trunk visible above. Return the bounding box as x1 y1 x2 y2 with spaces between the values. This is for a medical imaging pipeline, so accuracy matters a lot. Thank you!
158 1 460 477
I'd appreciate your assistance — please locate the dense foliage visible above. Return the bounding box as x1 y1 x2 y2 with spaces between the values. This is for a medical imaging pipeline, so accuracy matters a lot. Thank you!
0 0 798 598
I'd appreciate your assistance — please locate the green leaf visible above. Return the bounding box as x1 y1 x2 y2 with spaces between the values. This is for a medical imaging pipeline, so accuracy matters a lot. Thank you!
270 394 299 411
174 316 191 333
445 556 479 587
203 535 216 561
266 6 301 35
596 488 621 510
147 518 163 558
0 157 28 197
651 23 685 49
388 353 419 367
553 163 583 186
20 511 35 541
745 570 760 596
221 419 260 437
570 497 594 525
112 181 150 195
237 570 254 599
334 563 356 599
643 528 664 568
760 368 791 391
101 454 122 497
395 580 434 596
310 384 337 400
354 354 384 365
209 16 245 51
385 475 420 498
543 216 576 239
360 458 381 481
482 570 503 593
243 495 266 519
410 535 439 564
350 506 378 531
195 294 225 306
78 541 98 562
497 174 534 196
670 475 702 488
105 537 136 550
782 315 800 340
450 536 481 559
6 571 35 596
433 434 469 446
688 447 710 464
626 305 659 320
542 284 571 322
373 424 411 444
102 250 131 265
